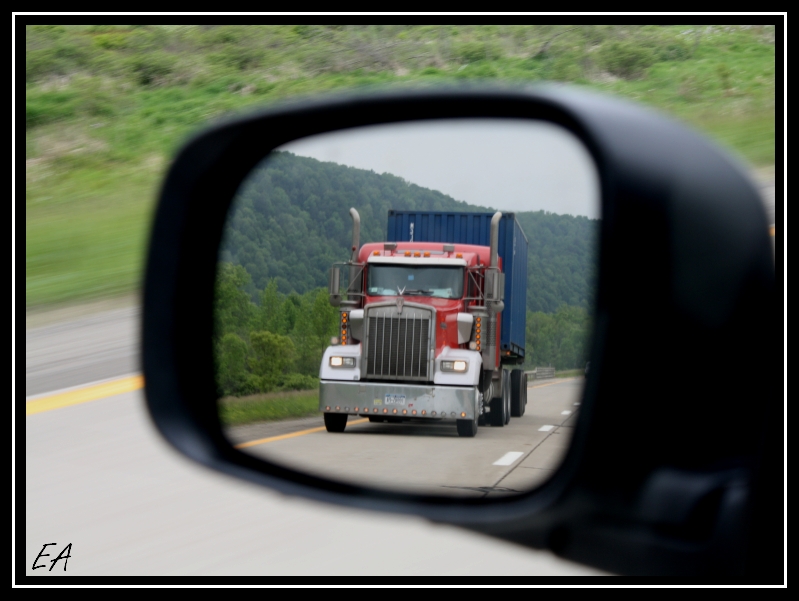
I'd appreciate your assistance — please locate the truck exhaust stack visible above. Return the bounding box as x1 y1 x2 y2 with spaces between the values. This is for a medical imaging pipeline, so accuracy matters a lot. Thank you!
490 211 502 268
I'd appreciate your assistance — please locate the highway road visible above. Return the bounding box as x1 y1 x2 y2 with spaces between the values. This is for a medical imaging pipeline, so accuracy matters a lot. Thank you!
227 379 580 498
23 309 601 576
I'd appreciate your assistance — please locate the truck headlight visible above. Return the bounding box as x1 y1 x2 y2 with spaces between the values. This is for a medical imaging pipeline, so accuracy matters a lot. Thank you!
440 360 468 372
330 356 356 368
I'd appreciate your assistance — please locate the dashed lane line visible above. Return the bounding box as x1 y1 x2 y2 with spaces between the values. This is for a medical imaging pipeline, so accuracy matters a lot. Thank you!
492 451 525 466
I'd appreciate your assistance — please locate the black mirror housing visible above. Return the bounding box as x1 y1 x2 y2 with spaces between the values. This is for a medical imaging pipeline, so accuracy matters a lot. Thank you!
142 85 778 579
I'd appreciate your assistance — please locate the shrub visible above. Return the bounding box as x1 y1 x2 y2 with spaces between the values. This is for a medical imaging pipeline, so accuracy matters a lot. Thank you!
278 373 319 391
454 40 501 64
25 88 78 128
597 40 655 79
126 52 177 86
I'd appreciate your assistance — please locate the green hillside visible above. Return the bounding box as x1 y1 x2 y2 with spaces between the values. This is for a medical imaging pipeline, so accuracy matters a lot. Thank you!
222 151 598 314
25 24 775 309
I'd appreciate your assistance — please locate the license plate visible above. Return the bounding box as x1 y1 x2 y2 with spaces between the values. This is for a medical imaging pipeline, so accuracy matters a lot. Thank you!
384 394 406 405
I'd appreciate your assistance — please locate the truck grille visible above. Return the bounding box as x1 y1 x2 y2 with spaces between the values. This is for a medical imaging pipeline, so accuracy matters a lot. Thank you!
365 307 433 381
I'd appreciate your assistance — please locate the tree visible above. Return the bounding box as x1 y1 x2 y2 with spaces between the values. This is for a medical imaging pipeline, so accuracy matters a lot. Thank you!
249 330 296 391
214 262 257 338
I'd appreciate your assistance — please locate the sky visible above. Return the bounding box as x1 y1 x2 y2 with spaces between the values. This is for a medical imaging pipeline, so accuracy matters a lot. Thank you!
279 119 601 219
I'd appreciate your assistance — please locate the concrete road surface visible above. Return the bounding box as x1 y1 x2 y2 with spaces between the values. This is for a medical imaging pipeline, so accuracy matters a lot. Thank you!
24 386 604 576
228 379 581 498
25 301 140 397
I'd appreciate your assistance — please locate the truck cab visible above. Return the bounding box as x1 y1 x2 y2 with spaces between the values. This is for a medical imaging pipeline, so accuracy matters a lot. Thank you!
320 209 528 437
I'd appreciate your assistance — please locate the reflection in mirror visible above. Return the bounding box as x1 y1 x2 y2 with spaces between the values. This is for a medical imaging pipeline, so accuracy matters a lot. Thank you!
214 119 599 498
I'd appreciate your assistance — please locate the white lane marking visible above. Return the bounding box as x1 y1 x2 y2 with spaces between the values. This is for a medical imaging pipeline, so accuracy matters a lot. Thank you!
493 452 525 466
561 410 572 415
538 425 555 432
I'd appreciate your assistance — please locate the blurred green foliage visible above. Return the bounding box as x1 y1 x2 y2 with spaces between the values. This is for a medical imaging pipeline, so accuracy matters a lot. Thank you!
25 24 775 309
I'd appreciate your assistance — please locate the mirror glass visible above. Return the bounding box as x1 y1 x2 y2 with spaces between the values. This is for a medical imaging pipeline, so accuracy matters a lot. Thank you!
214 119 600 498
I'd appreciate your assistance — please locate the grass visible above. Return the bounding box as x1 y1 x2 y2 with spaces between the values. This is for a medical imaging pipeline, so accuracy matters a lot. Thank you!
218 388 320 427
25 151 162 306
555 368 584 378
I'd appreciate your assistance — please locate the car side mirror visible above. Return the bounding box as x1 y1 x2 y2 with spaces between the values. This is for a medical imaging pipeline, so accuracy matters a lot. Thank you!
142 85 778 579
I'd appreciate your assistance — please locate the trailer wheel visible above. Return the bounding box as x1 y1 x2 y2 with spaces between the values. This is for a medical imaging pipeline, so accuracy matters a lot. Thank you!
511 369 525 417
324 413 348 432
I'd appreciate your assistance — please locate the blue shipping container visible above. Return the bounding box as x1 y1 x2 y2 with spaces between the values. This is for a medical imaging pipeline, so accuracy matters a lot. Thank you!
386 211 528 359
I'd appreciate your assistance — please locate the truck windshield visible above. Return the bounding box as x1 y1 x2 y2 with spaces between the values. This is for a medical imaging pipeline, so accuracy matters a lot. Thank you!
367 265 464 299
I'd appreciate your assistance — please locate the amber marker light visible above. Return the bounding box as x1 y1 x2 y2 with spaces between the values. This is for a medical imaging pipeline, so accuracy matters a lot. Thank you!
421 410 426 415
414 252 421 257
383 408 388 414
423 251 430 257
392 409 398 414
402 410 407 415
461 412 466 417
373 250 380 255
404 251 411 256
412 410 417 415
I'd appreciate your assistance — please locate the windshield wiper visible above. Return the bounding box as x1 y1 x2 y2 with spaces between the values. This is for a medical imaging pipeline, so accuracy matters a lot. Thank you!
404 289 433 296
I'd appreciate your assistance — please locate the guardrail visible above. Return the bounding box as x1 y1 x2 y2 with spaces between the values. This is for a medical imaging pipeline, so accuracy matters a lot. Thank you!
525 367 555 381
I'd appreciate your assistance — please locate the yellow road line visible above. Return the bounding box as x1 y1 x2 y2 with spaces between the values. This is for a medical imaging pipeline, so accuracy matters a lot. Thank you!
770 225 775 237
235 418 370 449
26 375 144 416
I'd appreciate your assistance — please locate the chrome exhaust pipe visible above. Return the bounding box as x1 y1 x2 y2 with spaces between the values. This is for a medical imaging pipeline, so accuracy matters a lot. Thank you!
348 208 362 298
490 211 502 268
349 208 360 263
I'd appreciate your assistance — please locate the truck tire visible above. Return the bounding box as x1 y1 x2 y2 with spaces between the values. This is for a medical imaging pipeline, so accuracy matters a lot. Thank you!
459 388 481 437
456 417 477 437
522 371 528 413
324 412 348 432
504 370 511 425
490 370 509 427
511 369 525 417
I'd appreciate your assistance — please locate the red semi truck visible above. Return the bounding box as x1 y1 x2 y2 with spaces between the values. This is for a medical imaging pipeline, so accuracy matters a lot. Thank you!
320 208 528 437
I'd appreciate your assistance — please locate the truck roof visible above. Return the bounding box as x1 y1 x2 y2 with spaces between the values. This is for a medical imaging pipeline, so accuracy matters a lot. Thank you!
358 242 495 267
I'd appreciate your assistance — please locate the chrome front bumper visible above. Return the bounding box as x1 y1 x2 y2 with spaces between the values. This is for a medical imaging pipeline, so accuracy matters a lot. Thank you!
320 380 480 420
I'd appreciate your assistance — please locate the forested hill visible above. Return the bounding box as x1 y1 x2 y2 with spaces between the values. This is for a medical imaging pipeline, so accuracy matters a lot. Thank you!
220 151 597 314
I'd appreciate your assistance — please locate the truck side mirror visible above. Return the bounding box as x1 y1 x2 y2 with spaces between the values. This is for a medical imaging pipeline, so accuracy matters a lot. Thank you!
485 270 504 305
328 266 341 307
